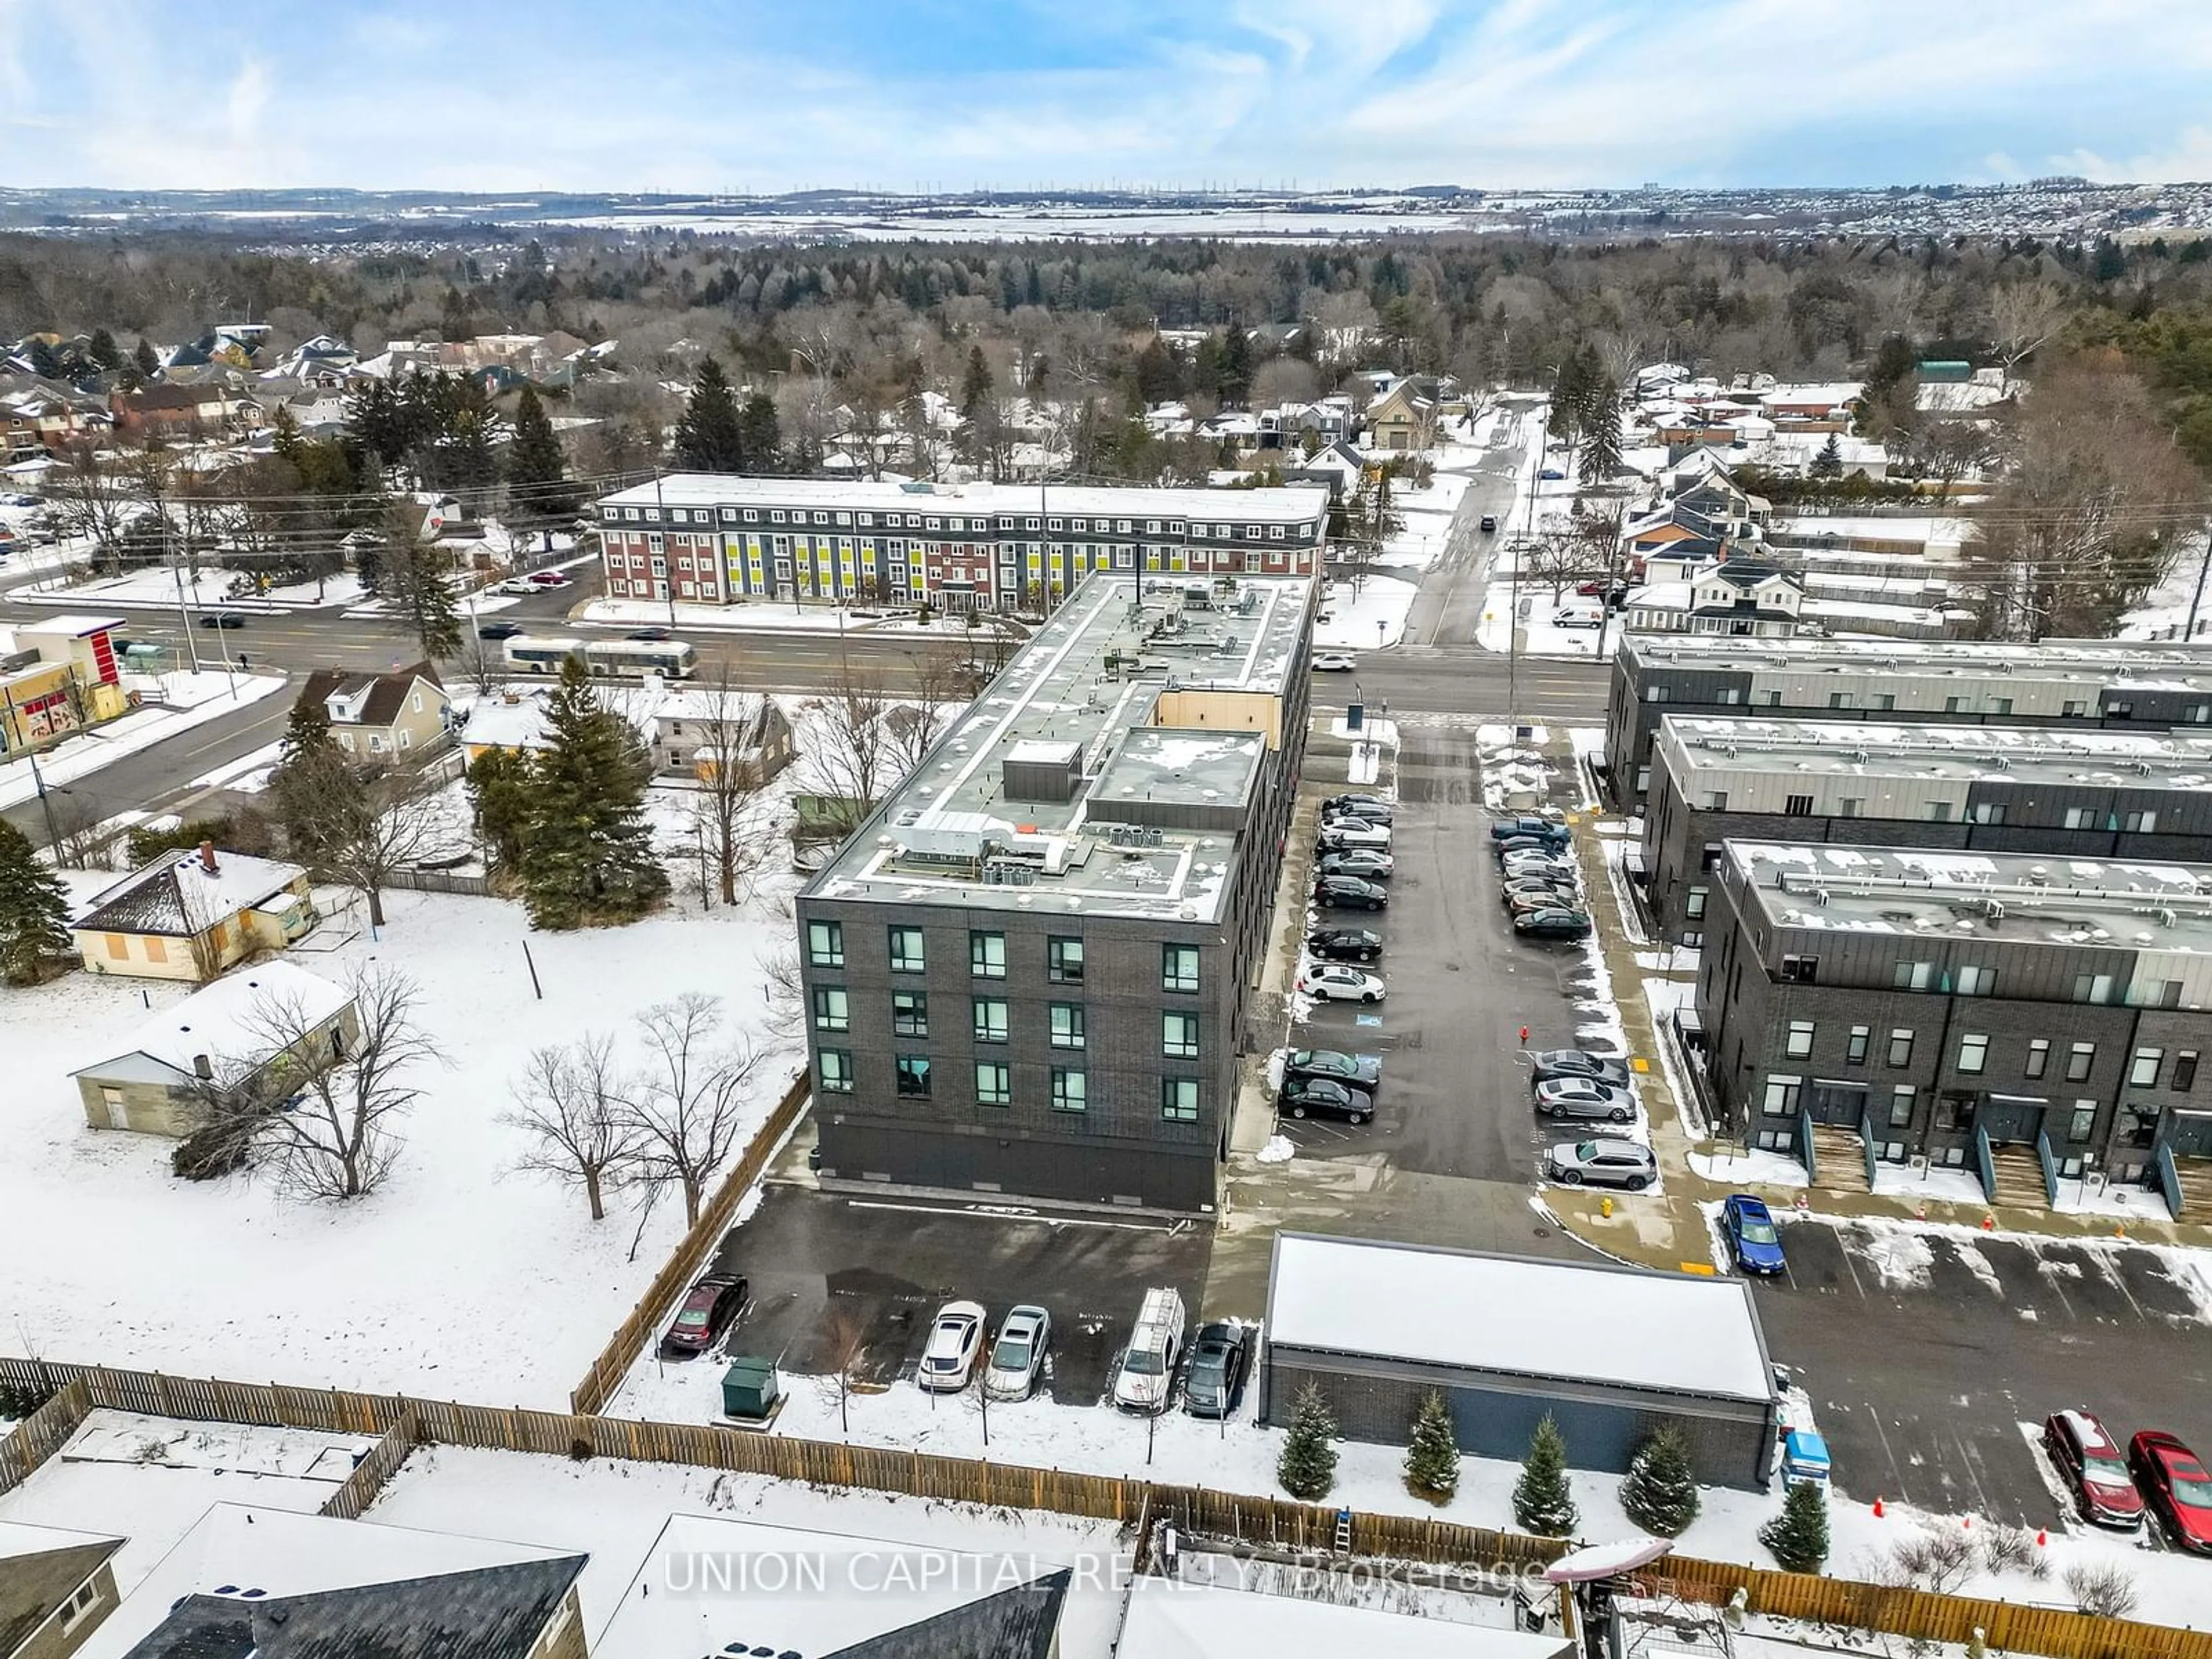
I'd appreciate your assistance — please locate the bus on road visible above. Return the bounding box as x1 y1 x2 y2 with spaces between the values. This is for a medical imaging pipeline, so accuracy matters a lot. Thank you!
503 636 698 680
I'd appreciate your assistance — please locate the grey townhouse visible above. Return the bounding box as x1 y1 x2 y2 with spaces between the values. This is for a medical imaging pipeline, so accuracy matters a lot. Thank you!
1604 635 2212 813
794 570 1315 1214
1642 716 2212 944
1696 839 2212 1222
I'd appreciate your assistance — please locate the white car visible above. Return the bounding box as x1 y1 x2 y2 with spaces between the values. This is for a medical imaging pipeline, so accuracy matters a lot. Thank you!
493 577 536 595
1304 965 1385 1003
1319 820 1392 851
983 1305 1052 1400
1312 652 1357 672
916 1300 987 1392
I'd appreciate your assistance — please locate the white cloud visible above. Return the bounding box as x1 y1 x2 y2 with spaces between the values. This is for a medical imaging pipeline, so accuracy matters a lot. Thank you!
2055 128 2212 185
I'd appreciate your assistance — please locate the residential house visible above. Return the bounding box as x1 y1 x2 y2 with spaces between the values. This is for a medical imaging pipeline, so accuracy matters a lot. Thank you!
1363 379 1438 452
108 385 234 439
0 380 112 457
1256 396 1353 452
296 663 450 762
71 961 359 1137
1282 439 1366 502
73 845 316 982
265 335 357 382
0 1522 124 1659
649 687 795 783
1621 553 1805 639
0 616 129 756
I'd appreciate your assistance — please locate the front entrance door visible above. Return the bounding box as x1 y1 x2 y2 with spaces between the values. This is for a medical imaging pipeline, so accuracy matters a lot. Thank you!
100 1087 130 1131
1976 1094 2046 1146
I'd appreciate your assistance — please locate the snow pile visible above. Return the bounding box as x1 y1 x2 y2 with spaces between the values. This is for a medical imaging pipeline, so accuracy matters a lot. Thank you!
1254 1134 1296 1164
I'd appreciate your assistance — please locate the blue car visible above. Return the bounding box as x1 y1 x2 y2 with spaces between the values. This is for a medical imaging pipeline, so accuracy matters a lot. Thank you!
1721 1194 1786 1275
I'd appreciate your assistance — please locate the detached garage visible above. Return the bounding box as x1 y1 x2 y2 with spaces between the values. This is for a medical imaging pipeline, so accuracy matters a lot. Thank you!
1260 1234 1782 1491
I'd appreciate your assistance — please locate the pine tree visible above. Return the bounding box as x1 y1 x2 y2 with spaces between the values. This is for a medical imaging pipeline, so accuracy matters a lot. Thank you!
1578 377 1623 484
1220 324 1253 406
961 345 994 416
1619 1424 1700 1537
1512 1414 1580 1537
738 391 783 474
26 339 59 381
464 744 536 877
1759 1479 1830 1573
88 327 122 372
377 502 463 660
0 819 73 985
672 356 747 472
1403 1390 1461 1505
267 694 366 875
518 656 668 928
505 387 577 524
132 337 161 382
1810 433 1845 479
1277 1381 1340 1501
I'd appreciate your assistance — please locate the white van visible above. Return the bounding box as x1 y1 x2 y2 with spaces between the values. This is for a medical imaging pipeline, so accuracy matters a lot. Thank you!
1111 1287 1188 1414
1550 602 1603 630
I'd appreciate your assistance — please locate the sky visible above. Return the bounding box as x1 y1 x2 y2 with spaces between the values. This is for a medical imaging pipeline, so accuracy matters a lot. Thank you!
2 0 2210 195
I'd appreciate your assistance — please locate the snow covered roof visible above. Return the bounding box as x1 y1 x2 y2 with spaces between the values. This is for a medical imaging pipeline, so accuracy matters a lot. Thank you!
76 850 306 938
1265 1235 1778 1403
1120 1578 1573 1659
75 962 353 1088
0 1518 123 1656
599 474 1325 527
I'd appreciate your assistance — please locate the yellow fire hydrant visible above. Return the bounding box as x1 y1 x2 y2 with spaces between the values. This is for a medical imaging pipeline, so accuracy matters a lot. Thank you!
1600 1196 1615 1219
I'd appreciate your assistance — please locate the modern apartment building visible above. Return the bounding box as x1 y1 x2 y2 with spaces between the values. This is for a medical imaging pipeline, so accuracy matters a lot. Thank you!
794 571 1314 1213
1697 840 2212 1218
593 475 1329 613
1643 717 2212 943
1604 637 2212 811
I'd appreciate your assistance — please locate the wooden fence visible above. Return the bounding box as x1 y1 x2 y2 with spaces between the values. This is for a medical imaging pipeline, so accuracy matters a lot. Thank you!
0 1358 2206 1659
317 1407 419 1521
381 868 494 898
568 1073 810 1415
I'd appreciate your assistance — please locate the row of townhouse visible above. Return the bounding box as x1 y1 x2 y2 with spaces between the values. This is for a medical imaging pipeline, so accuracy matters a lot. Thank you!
593 475 1328 612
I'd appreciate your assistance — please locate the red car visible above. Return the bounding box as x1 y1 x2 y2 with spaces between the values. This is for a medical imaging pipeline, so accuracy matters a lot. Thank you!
658 1274 748 1360
2129 1430 2212 1554
2041 1410 2143 1530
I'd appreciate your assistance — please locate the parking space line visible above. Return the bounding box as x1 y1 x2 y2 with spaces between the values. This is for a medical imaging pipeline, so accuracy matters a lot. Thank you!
842 1199 1171 1234
1836 1229 1869 1301
1952 1429 1998 1520
1868 1405 1913 1505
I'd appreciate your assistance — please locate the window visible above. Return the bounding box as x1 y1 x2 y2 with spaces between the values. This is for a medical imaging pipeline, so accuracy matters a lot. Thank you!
1872 693 1896 711
1050 1067 1086 1112
2130 1047 2164 1087
1763 1075 1802 1115
892 990 929 1037
2073 972 2115 1005
1784 793 1815 817
1163 1011 1200 1058
1049 1003 1086 1049
972 998 1009 1044
58 1579 100 1630
818 1049 854 1093
895 1055 932 1098
970 930 1007 979
1781 954 1817 984
889 927 926 973
1969 802 2007 825
1846 1025 1871 1065
1828 692 1854 711
975 1061 1011 1107
1944 695 1966 714
2110 699 2135 719
810 987 850 1033
1956 1033 1989 1074
2063 806 2096 830
2069 1102 2099 1143
1644 685 1671 703
2176 1051 2200 1090
1684 885 1709 919
2150 979 2186 1010
1838 797 1863 819
1785 1020 1815 1060
2066 1041 2096 1082
1047 937 1084 984
2124 809 2158 834
2063 699 2089 717
1991 697 2014 717
1925 800 1955 823
1887 1029 1915 1068
2025 1039 2050 1080
1161 1078 1200 1121
1955 964 1997 997
1703 790 1729 811
1162 944 1200 994
1889 1084 1918 1127
1893 960 1934 991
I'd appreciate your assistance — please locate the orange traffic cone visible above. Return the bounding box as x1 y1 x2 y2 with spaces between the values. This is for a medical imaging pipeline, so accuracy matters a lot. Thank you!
2036 1529 2048 1547
1980 1214 1995 1231
1873 1497 1885 1518
1916 1201 1929 1221
1961 1516 1972 1531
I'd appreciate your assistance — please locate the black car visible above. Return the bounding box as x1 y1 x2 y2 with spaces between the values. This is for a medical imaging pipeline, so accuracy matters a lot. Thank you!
1514 907 1591 940
1283 1048 1382 1090
627 626 674 641
1530 1049 1633 1088
1479 514 1498 533
1323 799 1393 825
1489 816 1565 843
477 620 525 640
1306 927 1382 964
1279 1074 1374 1124
657 1274 749 1359
1183 1323 1252 1419
197 612 246 629
1315 875 1388 911
1324 793 1390 817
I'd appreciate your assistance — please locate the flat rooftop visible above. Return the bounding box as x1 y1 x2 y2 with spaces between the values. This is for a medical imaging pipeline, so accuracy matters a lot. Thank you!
1623 635 2212 687
599 472 1327 524
1657 715 2212 792
1726 840 2212 957
808 573 1309 922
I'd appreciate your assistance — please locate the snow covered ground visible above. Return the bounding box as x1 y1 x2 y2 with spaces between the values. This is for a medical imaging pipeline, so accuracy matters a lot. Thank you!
16 565 367 613
1312 574 1418 650
0 671 286 810
2118 533 2212 641
577 596 1017 645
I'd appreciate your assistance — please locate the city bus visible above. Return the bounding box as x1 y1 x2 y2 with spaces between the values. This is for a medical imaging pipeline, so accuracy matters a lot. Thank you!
501 636 698 680
502 635 586 675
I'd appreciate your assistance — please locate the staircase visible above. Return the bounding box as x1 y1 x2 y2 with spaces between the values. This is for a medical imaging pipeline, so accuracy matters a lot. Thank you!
1806 1124 1869 1195
2169 1157 2207 1224
1988 1144 2048 1210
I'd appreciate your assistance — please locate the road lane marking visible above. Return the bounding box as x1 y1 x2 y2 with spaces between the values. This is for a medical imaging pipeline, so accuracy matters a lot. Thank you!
1867 1404 1912 1505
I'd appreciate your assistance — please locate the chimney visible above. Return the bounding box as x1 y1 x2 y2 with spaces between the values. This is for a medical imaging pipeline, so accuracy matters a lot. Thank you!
193 1052 213 1080
199 841 219 876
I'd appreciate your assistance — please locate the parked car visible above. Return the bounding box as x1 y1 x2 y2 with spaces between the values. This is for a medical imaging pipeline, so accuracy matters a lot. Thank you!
1279 1075 1373 1124
1317 850 1393 881
494 577 536 595
477 620 525 640
2128 1430 2212 1554
1303 964 1385 1003
1312 652 1357 672
1529 1050 1630 1088
657 1274 748 1359
197 612 246 629
2041 1410 2145 1531
1305 927 1382 964
1318 819 1392 851
1315 875 1388 911
1720 1194 1787 1276
1501 877 1579 910
1515 907 1592 940
627 626 674 641
1540 467 1566 481
1324 793 1391 819
1111 1287 1187 1414
526 570 572 588
1501 851 1578 881
1544 1138 1657 1190
1283 1048 1382 1090
1534 1078 1638 1122
1183 1323 1252 1419
1496 835 1571 863
916 1300 987 1393
1507 888 1584 918
1489 816 1566 843
1550 605 1603 629
1479 514 1498 533
982 1305 1052 1401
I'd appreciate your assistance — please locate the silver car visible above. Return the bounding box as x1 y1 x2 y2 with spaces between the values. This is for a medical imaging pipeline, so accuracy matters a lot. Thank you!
1534 1078 1638 1123
983 1304 1051 1400
1544 1138 1657 1190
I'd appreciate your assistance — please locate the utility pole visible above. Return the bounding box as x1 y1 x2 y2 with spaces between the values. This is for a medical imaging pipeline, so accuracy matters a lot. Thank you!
26 747 62 850
2184 518 2212 640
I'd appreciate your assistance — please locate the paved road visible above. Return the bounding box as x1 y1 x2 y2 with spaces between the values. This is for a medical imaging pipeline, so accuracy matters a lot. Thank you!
1401 403 1540 650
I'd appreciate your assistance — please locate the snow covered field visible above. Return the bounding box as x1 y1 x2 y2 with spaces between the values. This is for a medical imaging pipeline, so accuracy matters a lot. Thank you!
16 565 367 613
0 671 286 810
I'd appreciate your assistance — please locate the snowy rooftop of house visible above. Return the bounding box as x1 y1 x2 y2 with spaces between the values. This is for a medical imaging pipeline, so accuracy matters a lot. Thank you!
1264 1235 1777 1404
1622 635 2212 690
592 1514 1070 1659
74 850 305 938
1119 1578 1572 1659
597 472 1327 527
9 613 126 640
808 573 1308 921
1656 715 2212 791
74 961 353 1086
1725 840 2212 955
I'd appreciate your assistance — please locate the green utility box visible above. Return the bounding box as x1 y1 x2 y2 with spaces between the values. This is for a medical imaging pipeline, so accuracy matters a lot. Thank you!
721 1357 781 1421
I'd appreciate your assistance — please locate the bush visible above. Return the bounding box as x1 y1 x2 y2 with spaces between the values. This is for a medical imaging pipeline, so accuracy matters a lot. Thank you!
1758 1481 1830 1573
1512 1415 1578 1536
1887 1522 1979 1593
1403 1390 1460 1505
1277 1382 1339 1501
2062 1559 2139 1619
127 816 232 868
1619 1423 1700 1537
1978 1522 2047 1579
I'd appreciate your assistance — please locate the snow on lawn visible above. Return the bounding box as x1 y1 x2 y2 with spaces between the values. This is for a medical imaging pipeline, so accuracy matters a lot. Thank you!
2118 532 2212 641
0 673 286 810
577 596 1019 643
1313 574 1418 650
18 565 366 613
0 881 808 1404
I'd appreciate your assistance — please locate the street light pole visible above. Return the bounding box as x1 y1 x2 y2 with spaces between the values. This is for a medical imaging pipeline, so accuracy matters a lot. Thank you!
25 746 62 850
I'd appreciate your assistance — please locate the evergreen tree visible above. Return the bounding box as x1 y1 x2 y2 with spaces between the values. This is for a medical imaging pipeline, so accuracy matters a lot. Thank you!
738 391 783 474
1277 1381 1340 1501
1619 1424 1700 1537
26 338 59 381
132 337 161 382
464 744 536 876
961 345 994 416
518 656 668 928
1220 323 1253 406
1512 1414 1579 1536
1403 1390 1461 1505
384 525 463 661
267 694 366 874
1810 433 1845 479
88 327 122 372
672 356 747 471
1578 377 1623 483
505 387 578 523
1758 1480 1830 1573
0 819 73 985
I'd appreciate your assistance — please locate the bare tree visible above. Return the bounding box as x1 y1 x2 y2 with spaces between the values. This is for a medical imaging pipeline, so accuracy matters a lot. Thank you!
804 671 893 820
623 993 764 1226
45 790 120 870
503 1033 644 1221
48 441 141 567
684 667 772 907
883 647 970 772
279 748 458 929
1988 282 2069 392
1522 513 1604 603
813 1303 870 1435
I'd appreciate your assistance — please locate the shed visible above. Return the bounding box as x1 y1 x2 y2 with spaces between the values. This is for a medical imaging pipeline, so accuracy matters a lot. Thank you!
1260 1234 1782 1490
